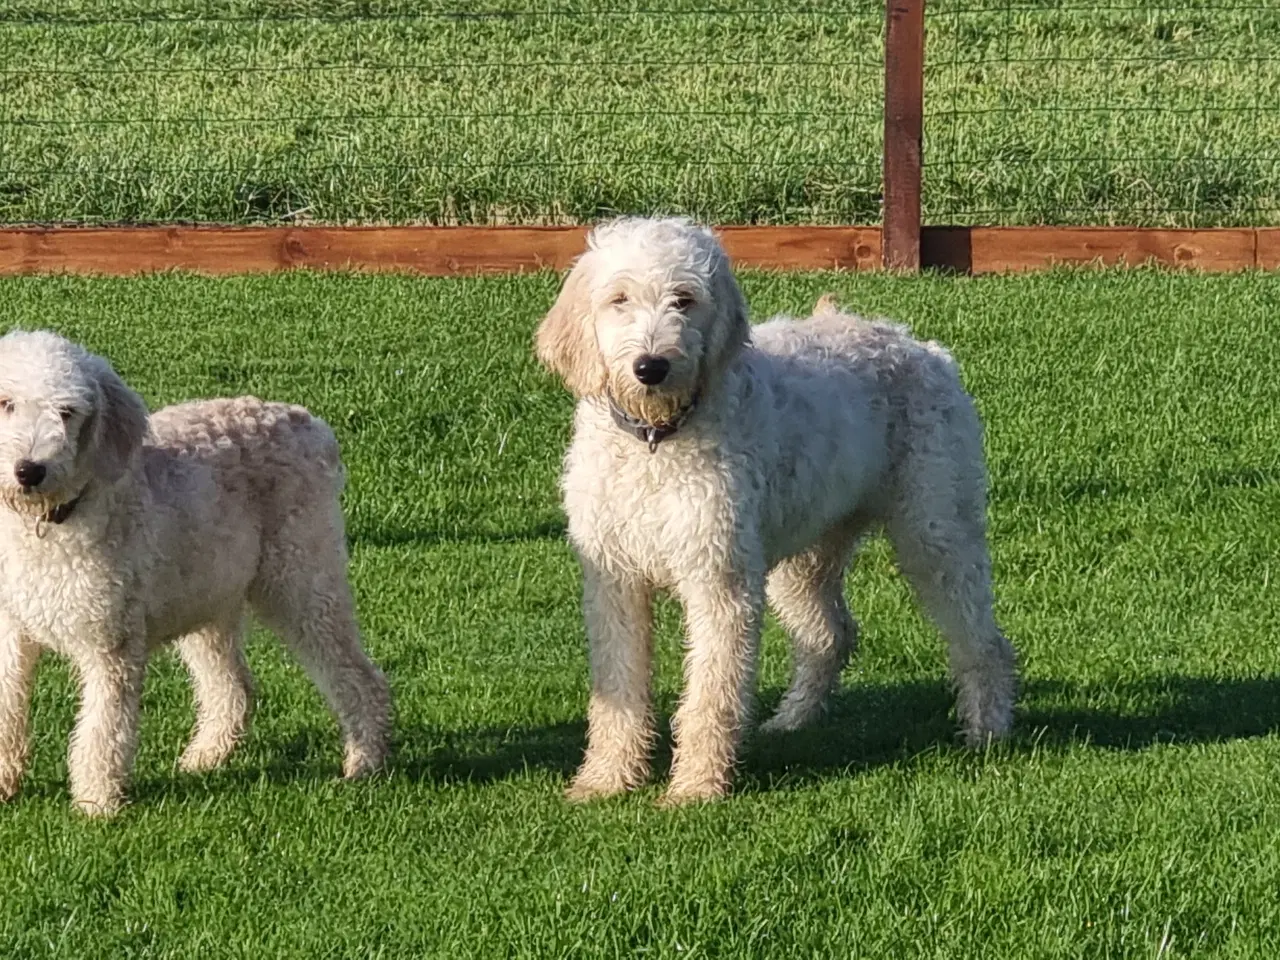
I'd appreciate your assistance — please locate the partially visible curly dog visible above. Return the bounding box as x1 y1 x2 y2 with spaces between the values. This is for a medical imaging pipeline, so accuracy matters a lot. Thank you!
0 331 390 816
537 217 1017 806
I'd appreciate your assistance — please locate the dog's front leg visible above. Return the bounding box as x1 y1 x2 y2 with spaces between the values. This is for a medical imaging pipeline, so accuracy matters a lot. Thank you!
664 569 764 806
0 618 40 802
67 636 146 817
566 558 655 801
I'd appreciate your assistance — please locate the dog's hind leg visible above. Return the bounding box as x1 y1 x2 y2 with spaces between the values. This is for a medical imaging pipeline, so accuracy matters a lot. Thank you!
0 626 41 801
888 530 1016 746
177 615 254 773
884 449 1018 746
251 518 391 779
761 532 861 734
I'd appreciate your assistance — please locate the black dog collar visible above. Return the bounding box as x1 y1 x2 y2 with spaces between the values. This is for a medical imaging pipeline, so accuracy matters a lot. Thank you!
41 495 81 526
608 391 700 454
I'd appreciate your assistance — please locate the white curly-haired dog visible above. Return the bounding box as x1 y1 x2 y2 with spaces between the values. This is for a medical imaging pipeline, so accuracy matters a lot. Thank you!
0 331 390 816
536 217 1017 806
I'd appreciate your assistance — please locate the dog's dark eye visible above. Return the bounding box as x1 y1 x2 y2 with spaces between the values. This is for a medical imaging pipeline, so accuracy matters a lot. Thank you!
58 407 75 422
0 399 12 414
610 292 629 306
673 294 696 311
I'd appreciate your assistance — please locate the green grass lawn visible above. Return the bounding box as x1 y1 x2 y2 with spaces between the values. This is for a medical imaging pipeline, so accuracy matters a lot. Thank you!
1 0 1277 226
0 267 1277 957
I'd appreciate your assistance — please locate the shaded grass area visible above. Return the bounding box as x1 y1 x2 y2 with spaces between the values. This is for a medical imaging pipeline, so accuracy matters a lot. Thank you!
1 0 1277 225
0 269 1278 956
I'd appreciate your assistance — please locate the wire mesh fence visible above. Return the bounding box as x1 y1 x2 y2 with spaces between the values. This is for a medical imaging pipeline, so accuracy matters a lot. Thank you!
0 2 884 226
2 1 1278 229
925 0 1280 227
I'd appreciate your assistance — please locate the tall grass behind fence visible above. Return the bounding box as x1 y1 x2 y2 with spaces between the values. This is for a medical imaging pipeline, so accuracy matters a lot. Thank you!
4 1 1279 230
925 0 1280 226
0 2 884 226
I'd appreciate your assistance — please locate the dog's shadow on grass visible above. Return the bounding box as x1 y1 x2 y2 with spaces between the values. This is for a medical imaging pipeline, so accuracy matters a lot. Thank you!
128 674 1280 803
399 674 1280 793
350 519 566 550
1017 675 1280 748
740 674 1280 791
125 721 590 806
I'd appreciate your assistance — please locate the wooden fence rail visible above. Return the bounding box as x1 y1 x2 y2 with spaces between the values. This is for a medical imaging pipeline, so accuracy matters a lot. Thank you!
2 226 1274 276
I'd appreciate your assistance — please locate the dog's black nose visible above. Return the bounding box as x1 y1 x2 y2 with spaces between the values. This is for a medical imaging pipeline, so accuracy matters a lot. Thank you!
633 355 670 386
14 460 45 489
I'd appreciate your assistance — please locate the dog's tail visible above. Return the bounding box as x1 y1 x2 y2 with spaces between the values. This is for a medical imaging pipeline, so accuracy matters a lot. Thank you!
300 412 347 494
813 292 841 314
263 402 347 495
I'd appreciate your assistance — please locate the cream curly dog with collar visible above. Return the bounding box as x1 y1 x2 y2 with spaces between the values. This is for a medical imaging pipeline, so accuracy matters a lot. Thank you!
0 331 390 815
537 217 1017 806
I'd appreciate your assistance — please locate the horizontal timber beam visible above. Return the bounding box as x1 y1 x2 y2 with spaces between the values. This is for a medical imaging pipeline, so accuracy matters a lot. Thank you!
0 225 1274 276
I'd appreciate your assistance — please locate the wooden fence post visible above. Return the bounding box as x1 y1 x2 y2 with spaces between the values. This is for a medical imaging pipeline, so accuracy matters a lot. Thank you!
883 0 925 270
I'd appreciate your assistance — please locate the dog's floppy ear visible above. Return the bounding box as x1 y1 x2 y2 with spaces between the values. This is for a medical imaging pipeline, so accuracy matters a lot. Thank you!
703 251 752 383
89 356 149 483
535 257 606 397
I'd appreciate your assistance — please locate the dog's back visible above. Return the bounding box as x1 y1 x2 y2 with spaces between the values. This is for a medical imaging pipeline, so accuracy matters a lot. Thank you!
140 397 347 586
752 310 958 381
748 309 971 438
147 396 343 500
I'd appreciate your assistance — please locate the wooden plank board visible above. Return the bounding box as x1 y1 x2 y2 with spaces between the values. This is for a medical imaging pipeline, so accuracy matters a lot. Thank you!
719 227 881 271
0 225 1272 277
1256 228 1280 270
923 227 1259 274
882 0 925 270
0 225 882 276
0 226 590 277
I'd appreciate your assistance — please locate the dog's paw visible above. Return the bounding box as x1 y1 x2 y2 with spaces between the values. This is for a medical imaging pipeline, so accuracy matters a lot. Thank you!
957 694 1015 748
657 780 729 808
178 740 236 774
564 774 635 803
564 762 647 803
0 769 21 802
72 792 126 818
813 292 841 314
659 767 732 807
564 751 650 803
342 744 389 780
759 702 823 735
961 723 1012 750
758 714 798 735
563 780 627 804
